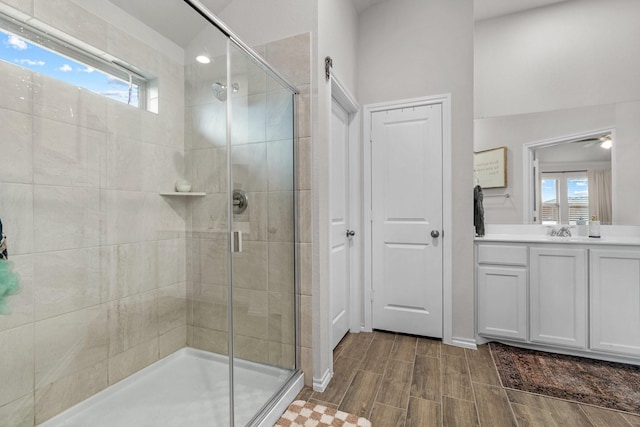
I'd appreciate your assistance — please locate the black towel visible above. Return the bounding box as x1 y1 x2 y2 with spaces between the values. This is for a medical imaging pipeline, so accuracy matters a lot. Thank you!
0 218 7 260
474 185 485 237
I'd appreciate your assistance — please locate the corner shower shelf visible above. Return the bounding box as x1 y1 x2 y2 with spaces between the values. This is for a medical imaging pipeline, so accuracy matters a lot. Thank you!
159 192 206 197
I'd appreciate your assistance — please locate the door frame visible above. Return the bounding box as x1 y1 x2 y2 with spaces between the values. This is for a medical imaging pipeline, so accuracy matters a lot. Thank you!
329 74 361 346
363 94 453 345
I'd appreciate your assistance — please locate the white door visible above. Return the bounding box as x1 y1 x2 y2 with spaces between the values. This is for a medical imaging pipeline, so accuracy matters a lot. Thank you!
371 104 443 337
330 98 352 348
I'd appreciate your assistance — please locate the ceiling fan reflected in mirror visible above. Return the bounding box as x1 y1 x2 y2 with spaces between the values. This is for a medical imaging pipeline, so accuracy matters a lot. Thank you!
571 134 613 149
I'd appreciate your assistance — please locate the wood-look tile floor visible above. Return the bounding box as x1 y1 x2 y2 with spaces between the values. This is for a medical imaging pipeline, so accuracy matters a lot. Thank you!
295 331 640 427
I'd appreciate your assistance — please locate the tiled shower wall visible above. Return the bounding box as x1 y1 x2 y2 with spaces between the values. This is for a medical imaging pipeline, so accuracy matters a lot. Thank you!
184 33 312 378
0 0 187 424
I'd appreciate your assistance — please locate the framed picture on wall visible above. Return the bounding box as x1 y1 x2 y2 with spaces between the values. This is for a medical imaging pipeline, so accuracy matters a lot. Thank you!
474 146 507 188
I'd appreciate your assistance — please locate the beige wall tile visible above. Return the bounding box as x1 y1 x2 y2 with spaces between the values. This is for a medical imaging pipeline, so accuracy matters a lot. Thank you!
108 338 159 385
296 85 311 139
269 341 295 369
232 241 268 291
235 191 268 242
0 108 33 184
187 147 227 194
0 183 33 255
268 242 295 294
0 325 34 407
231 142 267 191
268 291 295 345
199 237 228 285
191 194 228 233
232 288 268 339
266 89 294 142
231 93 267 145
33 0 107 51
0 394 33 427
108 291 158 357
106 100 141 140
190 283 228 331
297 190 312 243
298 243 312 296
233 334 270 364
35 305 108 387
106 135 143 191
102 191 161 245
0 254 33 332
301 346 313 387
78 88 107 132
157 238 187 287
191 326 228 355
35 360 108 424
0 62 32 115
107 242 159 300
158 282 187 334
300 295 312 348
267 139 294 191
32 74 80 125
159 325 187 358
265 33 311 88
189 102 227 149
34 248 101 320
33 186 101 251
295 137 312 191
106 24 158 74
268 191 295 242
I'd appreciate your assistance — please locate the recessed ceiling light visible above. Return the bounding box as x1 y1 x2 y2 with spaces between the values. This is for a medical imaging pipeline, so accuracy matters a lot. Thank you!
196 55 210 64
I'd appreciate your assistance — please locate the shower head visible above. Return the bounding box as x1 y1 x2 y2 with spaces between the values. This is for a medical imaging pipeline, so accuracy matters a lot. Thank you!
211 82 240 102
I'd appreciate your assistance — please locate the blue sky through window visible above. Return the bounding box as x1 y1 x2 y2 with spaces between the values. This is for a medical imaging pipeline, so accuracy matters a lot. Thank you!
0 29 139 106
541 179 557 203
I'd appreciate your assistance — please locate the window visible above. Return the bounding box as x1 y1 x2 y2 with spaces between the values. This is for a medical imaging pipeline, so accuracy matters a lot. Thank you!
540 172 589 224
0 12 147 108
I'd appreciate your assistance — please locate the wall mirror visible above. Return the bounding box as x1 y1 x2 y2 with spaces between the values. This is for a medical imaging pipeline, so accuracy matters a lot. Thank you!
474 0 640 225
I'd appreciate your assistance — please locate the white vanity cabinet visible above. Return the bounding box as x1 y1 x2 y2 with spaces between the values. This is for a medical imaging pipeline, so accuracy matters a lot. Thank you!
476 244 528 341
529 247 587 349
590 249 640 357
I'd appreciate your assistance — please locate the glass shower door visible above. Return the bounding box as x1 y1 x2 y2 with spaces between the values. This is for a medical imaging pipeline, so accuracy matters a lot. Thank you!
228 42 297 426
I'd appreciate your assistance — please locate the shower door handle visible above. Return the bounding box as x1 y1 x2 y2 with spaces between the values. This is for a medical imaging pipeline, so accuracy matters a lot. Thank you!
231 231 243 253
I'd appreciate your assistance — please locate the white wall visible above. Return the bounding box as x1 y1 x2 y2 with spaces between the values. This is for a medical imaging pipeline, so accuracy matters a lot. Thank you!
475 0 640 225
475 0 640 118
218 0 315 47
357 0 475 341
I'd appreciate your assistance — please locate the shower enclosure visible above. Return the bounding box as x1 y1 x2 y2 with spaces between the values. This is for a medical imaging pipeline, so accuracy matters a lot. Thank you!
0 0 301 425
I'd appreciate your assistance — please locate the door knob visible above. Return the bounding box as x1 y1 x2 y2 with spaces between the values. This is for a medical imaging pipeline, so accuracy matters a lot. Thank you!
346 230 356 237
430 230 440 238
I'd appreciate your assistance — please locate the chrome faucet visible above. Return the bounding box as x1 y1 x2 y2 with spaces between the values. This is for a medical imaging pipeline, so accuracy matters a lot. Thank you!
549 225 572 237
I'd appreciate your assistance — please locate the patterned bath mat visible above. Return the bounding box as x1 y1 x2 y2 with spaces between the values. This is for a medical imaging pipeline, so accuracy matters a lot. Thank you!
490 342 640 414
274 400 372 427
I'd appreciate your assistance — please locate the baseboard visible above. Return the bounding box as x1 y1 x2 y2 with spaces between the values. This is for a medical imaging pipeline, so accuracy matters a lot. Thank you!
313 368 332 392
450 336 477 350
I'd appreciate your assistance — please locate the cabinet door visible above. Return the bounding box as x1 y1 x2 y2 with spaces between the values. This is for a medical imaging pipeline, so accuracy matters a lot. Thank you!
591 249 640 356
530 247 587 348
477 265 527 340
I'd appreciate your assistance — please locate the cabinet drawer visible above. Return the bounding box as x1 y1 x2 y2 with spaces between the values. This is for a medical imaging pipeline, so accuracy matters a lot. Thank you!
477 244 528 266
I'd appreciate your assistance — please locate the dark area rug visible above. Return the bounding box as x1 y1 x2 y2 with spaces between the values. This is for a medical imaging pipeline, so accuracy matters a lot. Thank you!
490 342 640 415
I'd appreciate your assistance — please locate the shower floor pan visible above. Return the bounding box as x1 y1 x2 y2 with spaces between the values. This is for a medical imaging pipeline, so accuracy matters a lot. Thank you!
39 348 298 427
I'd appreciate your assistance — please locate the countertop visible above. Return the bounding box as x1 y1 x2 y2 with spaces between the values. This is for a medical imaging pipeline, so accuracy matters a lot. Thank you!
475 234 640 246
